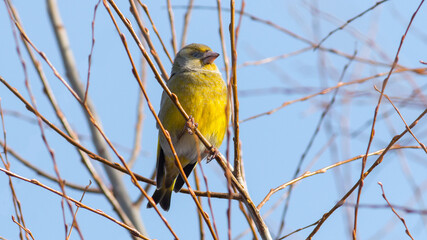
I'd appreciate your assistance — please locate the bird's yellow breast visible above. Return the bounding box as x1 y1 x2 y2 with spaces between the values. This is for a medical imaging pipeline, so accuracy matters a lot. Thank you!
158 70 228 157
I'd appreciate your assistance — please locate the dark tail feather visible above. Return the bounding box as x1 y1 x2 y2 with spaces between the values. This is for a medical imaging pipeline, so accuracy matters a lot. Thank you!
159 190 172 211
147 189 165 209
174 161 197 192
146 188 172 211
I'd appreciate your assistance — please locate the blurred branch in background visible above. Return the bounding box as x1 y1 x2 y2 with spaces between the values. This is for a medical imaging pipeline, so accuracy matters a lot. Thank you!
46 0 147 236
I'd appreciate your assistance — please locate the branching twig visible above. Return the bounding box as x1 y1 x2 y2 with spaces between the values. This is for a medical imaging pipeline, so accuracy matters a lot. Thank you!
257 145 421 210
378 182 415 240
11 216 35 240
230 0 243 188
138 1 173 64
180 0 194 48
306 107 427 239
353 1 424 237
167 0 178 54
315 0 389 48
375 86 427 154
0 76 239 201
129 0 170 80
0 167 149 240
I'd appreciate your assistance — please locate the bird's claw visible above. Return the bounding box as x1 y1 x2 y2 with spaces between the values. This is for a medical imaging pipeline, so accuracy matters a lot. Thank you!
185 116 198 135
207 148 219 163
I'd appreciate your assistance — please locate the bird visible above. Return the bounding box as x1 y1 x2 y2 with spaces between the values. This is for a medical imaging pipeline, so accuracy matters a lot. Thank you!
147 43 229 211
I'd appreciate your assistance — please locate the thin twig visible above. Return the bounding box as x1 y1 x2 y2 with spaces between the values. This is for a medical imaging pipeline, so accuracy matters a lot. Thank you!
11 216 35 240
241 67 426 123
216 0 230 83
180 0 194 48
278 220 320 240
0 74 240 201
344 202 427 215
129 0 170 80
137 1 173 64
0 141 100 193
378 182 415 240
103 3 181 238
198 156 220 238
277 49 358 235
183 5 398 68
8 0 139 232
167 0 178 54
193 169 205 240
375 86 427 154
0 97 29 240
84 0 101 104
257 145 421 210
307 107 427 239
7 2 84 238
230 0 243 187
238 47 312 68
104 2 219 238
0 74 302 201
47 0 148 234
108 3 244 239
0 168 148 240
315 0 389 48
67 182 91 240
353 2 424 237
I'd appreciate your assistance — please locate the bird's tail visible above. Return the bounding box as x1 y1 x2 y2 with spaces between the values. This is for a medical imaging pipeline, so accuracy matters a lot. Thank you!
147 186 173 211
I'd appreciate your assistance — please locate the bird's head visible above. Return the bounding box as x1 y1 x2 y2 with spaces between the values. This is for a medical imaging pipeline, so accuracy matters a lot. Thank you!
172 43 220 74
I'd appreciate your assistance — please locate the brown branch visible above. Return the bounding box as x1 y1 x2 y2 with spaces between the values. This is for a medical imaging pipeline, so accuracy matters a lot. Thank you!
103 3 224 239
166 0 178 54
129 0 170 80
0 75 239 201
179 5 400 68
47 0 149 234
137 1 173 64
278 220 320 240
11 216 35 240
306 107 427 239
241 67 427 123
230 0 243 187
315 0 389 48
375 86 427 154
0 97 30 240
197 155 220 238
78 1 271 238
193 169 205 240
6 0 139 232
67 182 91 239
258 145 421 210
0 167 148 240
353 1 424 237
84 0 101 104
378 182 415 240
344 202 427 215
215 155 272 240
0 140 101 193
7 2 84 237
238 47 312 68
180 0 194 48
127 93 145 168
216 0 230 83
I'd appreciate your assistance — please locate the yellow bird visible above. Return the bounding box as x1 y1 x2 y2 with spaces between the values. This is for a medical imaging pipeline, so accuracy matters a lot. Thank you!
147 43 228 211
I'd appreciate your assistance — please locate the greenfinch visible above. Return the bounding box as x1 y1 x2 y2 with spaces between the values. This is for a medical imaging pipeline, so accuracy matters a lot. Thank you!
147 43 228 211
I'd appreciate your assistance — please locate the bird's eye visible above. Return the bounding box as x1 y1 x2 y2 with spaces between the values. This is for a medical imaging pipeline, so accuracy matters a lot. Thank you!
191 52 202 58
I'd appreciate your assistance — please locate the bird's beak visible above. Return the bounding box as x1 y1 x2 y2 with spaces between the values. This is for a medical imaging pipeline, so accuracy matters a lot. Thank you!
202 51 220 65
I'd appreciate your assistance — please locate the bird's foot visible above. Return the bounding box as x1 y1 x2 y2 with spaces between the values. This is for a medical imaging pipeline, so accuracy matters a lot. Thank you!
185 116 198 135
207 147 219 163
